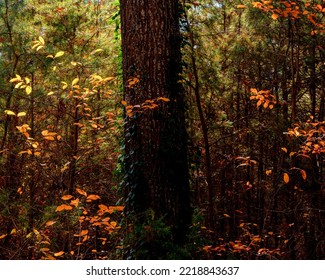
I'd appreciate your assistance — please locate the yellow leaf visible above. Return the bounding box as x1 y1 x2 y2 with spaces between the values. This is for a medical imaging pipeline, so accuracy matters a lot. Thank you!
47 91 55 96
4 110 16 115
10 74 22 83
54 51 65 58
26 86 32 95
25 77 31 84
61 195 73 200
300 170 307 180
15 82 23 88
283 173 290 184
90 48 103 55
54 251 65 257
55 204 73 212
61 81 68 89
17 112 26 117
72 77 79 86
76 188 87 196
10 229 17 234
36 45 44 51
38 36 45 45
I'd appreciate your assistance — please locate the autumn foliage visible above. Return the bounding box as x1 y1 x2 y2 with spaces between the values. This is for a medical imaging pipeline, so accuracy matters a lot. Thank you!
0 0 324 259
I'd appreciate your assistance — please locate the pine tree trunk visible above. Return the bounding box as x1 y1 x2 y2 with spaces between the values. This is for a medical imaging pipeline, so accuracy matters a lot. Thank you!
120 0 191 259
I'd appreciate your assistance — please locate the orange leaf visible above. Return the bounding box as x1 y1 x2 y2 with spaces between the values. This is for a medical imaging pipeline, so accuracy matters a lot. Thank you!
0 234 7 239
70 198 79 207
61 195 73 200
54 251 65 257
271 13 279 20
76 188 87 196
283 173 290 184
300 170 307 180
109 206 124 212
46 221 57 227
281 147 288 153
55 204 73 212
86 194 101 201
265 170 272 176
75 229 89 237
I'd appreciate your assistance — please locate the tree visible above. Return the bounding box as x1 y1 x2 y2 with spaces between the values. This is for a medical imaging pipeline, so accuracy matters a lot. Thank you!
120 0 192 258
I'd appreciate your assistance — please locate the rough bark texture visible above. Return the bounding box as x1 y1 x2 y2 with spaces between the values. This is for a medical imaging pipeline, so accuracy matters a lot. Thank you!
120 0 191 258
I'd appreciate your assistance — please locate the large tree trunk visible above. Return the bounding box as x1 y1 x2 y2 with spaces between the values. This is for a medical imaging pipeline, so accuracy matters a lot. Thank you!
120 0 191 258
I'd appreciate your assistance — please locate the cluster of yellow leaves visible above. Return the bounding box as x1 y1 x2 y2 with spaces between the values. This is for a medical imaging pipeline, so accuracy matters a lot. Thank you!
250 88 276 109
32 36 45 51
121 96 170 118
10 74 32 95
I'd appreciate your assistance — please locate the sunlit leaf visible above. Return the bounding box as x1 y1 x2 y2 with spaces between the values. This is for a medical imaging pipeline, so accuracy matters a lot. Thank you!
265 170 272 175
38 36 45 45
54 251 65 257
43 136 55 141
4 110 16 115
17 112 26 117
300 170 307 180
90 48 103 55
237 4 246 9
61 195 73 200
45 221 57 227
40 248 50 252
55 204 73 212
86 194 101 201
271 13 279 20
76 188 87 196
36 45 44 51
0 234 7 239
157 97 170 102
47 91 55 96
283 173 290 184
281 147 288 153
54 51 65 58
26 86 32 95
72 77 79 86
70 198 79 207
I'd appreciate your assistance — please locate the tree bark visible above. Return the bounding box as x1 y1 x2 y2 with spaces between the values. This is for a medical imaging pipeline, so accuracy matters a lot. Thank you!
120 0 191 258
